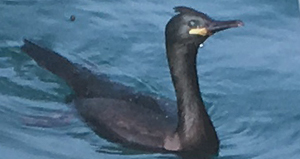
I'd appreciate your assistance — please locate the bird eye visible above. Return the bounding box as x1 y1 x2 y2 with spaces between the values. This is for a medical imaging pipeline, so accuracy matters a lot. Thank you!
188 20 198 27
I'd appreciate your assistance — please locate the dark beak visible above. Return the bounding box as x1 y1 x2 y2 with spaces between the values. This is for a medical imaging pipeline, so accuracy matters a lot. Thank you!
188 20 243 36
208 20 244 34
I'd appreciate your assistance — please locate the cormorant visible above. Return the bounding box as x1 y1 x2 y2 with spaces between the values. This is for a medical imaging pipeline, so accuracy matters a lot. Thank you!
21 6 243 156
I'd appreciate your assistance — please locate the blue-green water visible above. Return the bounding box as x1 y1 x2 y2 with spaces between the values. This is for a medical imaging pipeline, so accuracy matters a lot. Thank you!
1 0 300 159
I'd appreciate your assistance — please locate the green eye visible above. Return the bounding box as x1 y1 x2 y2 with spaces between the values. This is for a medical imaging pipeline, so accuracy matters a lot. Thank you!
188 20 198 27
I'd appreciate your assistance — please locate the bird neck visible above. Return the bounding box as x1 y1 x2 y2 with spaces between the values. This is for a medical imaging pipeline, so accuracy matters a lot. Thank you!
166 42 219 149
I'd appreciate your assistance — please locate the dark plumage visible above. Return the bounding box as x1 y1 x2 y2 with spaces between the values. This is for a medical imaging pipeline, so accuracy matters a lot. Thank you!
21 6 243 157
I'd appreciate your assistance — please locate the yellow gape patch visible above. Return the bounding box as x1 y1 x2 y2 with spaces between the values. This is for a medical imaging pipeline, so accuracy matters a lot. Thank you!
189 28 209 36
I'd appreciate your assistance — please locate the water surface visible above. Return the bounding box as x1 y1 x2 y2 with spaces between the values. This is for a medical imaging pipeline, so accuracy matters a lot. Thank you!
1 0 300 159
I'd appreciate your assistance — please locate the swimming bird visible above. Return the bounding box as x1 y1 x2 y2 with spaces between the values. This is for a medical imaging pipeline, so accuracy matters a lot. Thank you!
21 6 243 156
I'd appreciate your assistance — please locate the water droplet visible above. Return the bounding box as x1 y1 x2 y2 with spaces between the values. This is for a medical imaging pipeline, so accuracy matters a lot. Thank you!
70 15 76 21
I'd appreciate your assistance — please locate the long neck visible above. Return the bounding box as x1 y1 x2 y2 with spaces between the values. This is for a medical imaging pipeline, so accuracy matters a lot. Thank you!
166 42 219 149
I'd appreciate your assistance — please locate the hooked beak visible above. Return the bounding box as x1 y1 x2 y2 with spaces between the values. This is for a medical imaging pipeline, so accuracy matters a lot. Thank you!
189 20 244 36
